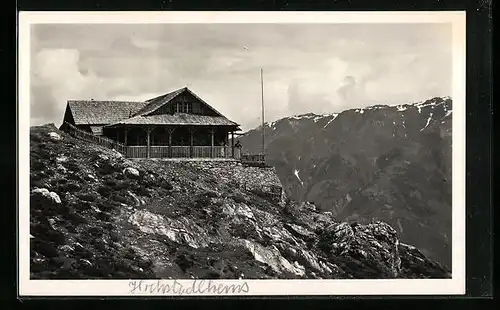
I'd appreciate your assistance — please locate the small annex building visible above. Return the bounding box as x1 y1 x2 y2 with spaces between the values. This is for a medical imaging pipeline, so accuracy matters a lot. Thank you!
60 87 243 159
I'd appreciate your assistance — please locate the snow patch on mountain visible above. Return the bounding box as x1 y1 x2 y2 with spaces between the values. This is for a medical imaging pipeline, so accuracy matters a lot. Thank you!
322 114 339 130
420 113 434 131
415 98 445 109
289 113 317 121
244 96 450 137
313 116 324 123
294 169 304 186
397 219 404 234
267 120 278 129
367 105 389 110
346 96 451 114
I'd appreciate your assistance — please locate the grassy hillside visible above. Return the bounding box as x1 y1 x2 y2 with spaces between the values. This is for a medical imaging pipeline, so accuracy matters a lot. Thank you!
29 124 450 279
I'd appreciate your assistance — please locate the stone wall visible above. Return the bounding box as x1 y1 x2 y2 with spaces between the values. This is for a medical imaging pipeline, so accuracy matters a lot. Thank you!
187 160 283 197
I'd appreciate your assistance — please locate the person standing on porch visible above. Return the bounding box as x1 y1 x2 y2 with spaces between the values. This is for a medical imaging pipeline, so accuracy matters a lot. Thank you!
220 141 226 157
234 140 242 160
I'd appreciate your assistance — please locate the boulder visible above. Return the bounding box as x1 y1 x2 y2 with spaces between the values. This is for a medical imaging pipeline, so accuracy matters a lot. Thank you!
284 223 316 242
56 156 68 163
79 259 93 267
316 221 404 278
111 150 123 159
128 210 208 249
98 154 109 161
366 221 399 243
234 204 254 219
398 243 451 278
59 245 75 253
56 164 67 173
275 242 328 275
243 239 305 277
317 222 354 254
142 174 156 185
48 132 62 141
31 188 61 204
325 222 354 240
123 167 140 179
127 191 143 207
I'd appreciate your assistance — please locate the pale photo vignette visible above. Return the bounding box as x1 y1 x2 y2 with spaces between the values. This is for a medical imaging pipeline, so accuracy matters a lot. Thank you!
18 10 466 297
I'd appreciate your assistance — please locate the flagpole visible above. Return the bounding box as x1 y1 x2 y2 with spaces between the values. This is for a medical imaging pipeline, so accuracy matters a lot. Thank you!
261 68 265 157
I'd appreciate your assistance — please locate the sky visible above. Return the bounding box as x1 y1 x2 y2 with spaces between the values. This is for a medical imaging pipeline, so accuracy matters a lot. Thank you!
30 23 452 132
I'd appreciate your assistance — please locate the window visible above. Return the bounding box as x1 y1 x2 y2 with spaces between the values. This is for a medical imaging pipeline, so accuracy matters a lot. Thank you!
176 102 191 113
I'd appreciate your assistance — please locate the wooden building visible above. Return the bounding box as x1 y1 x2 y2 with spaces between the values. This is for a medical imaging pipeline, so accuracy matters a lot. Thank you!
60 87 242 159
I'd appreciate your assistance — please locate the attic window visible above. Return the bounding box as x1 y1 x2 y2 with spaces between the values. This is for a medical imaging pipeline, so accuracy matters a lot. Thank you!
176 102 191 113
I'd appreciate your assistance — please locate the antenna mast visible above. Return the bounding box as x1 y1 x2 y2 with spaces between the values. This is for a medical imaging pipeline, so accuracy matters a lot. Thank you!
261 68 265 156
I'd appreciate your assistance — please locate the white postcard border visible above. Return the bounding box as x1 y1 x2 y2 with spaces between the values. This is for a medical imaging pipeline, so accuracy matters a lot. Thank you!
18 11 466 296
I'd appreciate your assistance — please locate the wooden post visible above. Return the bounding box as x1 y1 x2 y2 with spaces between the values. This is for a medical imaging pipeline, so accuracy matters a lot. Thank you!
124 128 128 146
146 127 152 158
189 127 194 158
210 128 215 158
231 131 235 158
168 127 173 158
224 132 229 158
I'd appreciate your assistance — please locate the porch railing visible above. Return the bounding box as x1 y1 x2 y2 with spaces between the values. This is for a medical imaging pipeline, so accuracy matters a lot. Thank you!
62 121 127 155
126 146 233 159
61 122 265 163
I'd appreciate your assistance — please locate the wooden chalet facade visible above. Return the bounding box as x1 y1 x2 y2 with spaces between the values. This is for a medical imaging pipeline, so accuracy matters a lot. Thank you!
60 87 244 159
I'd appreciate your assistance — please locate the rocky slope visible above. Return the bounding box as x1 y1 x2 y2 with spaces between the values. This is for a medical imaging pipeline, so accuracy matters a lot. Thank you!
236 97 452 269
29 124 450 279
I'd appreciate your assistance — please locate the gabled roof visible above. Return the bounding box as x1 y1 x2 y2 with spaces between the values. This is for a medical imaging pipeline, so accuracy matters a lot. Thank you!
65 87 238 128
132 88 186 116
66 100 147 125
133 87 227 118
104 113 240 129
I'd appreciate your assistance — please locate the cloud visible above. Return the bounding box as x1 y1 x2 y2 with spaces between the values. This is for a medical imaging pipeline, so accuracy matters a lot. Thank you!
337 76 359 102
29 23 452 131
31 48 105 125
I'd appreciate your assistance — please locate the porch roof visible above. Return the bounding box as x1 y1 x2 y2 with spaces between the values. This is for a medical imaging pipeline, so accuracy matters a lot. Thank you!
104 113 241 130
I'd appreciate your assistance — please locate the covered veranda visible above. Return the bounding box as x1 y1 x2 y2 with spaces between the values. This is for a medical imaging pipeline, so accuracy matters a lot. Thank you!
101 124 241 159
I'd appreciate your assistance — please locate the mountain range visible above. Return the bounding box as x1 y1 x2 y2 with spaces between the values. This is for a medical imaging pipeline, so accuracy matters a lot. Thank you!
237 96 453 268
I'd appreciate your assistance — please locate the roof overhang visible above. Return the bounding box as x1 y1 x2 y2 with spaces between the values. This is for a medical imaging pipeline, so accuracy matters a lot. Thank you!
103 113 240 128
